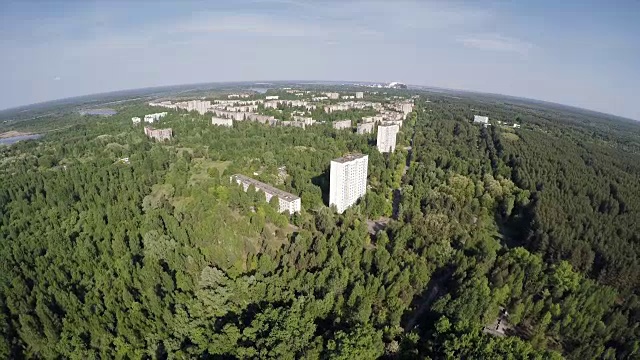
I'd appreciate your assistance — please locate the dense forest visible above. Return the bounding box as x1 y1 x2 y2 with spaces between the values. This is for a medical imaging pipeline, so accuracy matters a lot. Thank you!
0 90 638 359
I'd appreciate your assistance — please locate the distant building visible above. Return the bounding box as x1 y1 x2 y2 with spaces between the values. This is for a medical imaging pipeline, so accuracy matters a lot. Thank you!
265 95 279 100
330 154 368 214
231 174 301 214
355 92 364 99
144 112 167 123
211 117 233 127
132 117 141 125
357 122 375 134
377 124 399 153
513 123 521 128
333 120 352 130
473 115 489 125
144 127 172 141
325 92 340 99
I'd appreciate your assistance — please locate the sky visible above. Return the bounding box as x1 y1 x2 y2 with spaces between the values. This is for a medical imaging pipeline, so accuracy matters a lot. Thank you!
0 0 639 120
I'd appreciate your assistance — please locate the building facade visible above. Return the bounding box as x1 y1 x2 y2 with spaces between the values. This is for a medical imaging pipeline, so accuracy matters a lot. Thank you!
357 122 375 134
211 117 233 127
355 92 364 99
144 127 172 141
473 115 489 125
329 154 368 213
377 124 399 153
132 117 141 125
333 120 352 130
231 174 301 214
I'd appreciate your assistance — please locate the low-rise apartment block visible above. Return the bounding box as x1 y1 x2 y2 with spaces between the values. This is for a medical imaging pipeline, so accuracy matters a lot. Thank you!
144 127 172 141
355 92 364 99
231 174 301 214
357 122 375 134
211 117 233 127
473 115 489 125
132 117 141 125
333 120 352 130
144 112 168 123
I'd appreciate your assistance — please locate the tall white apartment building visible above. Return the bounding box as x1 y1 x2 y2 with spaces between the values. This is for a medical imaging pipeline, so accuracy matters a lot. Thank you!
355 92 364 99
377 124 399 153
330 154 368 213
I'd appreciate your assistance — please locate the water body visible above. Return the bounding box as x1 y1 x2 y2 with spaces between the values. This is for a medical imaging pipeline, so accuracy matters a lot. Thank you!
0 134 43 145
80 108 117 116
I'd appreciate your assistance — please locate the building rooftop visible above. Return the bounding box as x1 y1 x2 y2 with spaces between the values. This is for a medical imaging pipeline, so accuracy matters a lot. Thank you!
232 174 300 201
332 153 368 163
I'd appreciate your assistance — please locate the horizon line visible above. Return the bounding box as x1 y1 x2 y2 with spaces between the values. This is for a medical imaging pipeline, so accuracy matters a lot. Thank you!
0 80 637 123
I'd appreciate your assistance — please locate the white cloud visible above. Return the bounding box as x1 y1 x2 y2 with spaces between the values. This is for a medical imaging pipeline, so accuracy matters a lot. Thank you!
457 34 534 55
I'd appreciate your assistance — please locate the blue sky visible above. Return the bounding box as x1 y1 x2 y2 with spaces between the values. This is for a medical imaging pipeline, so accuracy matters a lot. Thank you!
1 0 639 119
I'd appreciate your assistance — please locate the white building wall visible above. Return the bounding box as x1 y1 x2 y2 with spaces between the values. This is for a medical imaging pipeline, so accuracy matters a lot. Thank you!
473 115 489 124
377 124 399 153
211 117 233 127
333 120 352 130
329 155 368 213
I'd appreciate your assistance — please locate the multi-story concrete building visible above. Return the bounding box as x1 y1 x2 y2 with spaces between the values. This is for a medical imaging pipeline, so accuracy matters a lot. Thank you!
377 124 399 153
144 127 172 141
357 122 375 134
132 117 141 125
333 120 352 130
325 92 340 99
329 154 368 213
355 92 364 99
265 95 279 100
231 174 301 214
281 121 306 129
211 117 233 127
473 115 489 125
144 112 168 123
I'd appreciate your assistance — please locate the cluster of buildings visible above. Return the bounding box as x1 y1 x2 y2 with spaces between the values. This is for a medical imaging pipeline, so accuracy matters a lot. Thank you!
143 90 419 216
473 115 522 129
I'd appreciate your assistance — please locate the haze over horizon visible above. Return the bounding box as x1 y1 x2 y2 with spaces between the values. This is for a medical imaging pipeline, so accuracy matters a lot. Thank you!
1 0 639 120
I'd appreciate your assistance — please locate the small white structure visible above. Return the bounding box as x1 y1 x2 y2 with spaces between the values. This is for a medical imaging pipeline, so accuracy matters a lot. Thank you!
333 120 352 130
355 92 364 99
473 115 489 125
513 123 521 129
132 117 141 125
211 117 233 127
265 95 279 100
330 154 369 214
